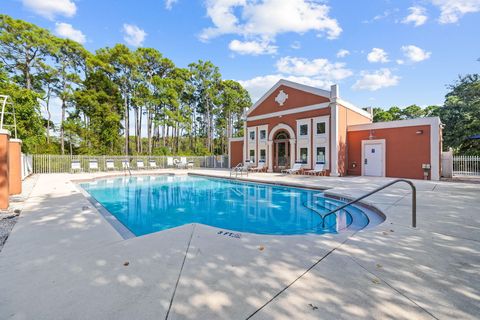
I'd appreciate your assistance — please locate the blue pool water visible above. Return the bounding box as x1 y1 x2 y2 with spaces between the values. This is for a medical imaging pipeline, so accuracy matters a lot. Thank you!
80 175 377 236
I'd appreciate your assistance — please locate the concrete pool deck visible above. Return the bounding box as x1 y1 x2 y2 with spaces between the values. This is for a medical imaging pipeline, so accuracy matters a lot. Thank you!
0 169 479 319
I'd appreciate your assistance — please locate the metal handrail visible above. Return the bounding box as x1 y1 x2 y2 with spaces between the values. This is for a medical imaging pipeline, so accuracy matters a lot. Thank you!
323 179 417 228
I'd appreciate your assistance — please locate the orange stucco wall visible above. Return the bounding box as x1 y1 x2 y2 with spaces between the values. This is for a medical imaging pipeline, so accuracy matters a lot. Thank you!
337 105 372 175
347 125 431 180
8 140 22 195
248 85 330 117
0 133 9 209
229 140 244 168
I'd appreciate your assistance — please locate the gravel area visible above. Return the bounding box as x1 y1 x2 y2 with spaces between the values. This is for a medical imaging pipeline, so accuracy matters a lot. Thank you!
0 213 19 252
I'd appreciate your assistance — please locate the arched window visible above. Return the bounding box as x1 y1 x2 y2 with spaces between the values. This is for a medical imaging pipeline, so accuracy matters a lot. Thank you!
274 131 289 140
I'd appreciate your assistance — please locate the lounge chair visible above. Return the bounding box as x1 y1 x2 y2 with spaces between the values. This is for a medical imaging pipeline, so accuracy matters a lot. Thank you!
305 162 326 176
249 160 267 172
167 157 174 168
106 159 115 170
281 162 304 174
71 160 82 173
177 157 194 169
149 160 157 169
136 160 145 170
122 159 130 169
89 159 99 171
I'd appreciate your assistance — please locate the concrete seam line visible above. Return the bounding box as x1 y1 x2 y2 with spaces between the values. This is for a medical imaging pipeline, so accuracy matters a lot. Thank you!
245 231 359 319
165 223 196 320
347 256 439 320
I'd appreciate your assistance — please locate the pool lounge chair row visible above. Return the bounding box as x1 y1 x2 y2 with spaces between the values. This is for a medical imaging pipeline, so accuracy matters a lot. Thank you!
282 161 326 176
70 157 194 172
237 160 326 176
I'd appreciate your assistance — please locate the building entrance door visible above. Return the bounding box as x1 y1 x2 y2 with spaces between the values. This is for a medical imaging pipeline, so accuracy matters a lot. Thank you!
273 131 290 172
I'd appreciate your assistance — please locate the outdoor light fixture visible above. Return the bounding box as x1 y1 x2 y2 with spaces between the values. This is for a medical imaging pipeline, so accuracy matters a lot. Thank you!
368 130 375 139
416 130 424 135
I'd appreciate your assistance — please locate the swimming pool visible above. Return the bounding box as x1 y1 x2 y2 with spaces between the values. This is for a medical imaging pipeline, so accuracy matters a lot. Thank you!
80 175 382 237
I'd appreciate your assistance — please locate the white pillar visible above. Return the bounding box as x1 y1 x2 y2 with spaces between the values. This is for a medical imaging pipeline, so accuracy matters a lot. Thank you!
289 139 296 168
330 102 340 177
267 140 273 172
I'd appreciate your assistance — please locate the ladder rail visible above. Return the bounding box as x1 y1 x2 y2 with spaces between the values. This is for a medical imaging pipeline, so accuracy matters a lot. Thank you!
323 179 417 228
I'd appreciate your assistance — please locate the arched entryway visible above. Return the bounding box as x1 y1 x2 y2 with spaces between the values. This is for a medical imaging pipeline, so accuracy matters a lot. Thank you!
273 131 290 172
268 123 296 173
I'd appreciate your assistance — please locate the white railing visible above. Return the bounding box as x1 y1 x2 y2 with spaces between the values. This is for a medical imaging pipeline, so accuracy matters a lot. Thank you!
21 153 33 180
453 155 480 176
30 154 229 174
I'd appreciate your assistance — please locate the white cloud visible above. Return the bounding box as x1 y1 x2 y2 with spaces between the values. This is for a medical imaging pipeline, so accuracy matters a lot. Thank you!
352 68 400 91
165 0 178 10
55 22 86 44
401 45 431 62
200 0 342 44
336 49 350 58
22 0 76 20
367 48 389 63
396 59 405 65
239 55 353 101
290 41 301 50
276 56 352 79
122 24 147 47
238 74 333 102
402 6 428 26
362 9 399 23
228 39 277 55
430 0 480 23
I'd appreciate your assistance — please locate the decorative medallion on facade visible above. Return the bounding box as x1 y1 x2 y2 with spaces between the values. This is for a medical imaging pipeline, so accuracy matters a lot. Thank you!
274 90 288 106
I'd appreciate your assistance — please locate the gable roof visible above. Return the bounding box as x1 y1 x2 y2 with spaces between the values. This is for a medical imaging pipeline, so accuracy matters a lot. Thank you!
246 79 331 116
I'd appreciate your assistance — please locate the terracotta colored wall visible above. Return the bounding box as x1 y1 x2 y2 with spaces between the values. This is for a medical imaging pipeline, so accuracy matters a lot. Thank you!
247 108 331 130
229 140 244 168
248 85 330 117
8 140 22 195
336 106 372 175
347 125 431 180
0 133 9 209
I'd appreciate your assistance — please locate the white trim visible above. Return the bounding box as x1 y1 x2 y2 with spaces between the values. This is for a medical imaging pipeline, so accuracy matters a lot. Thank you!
246 79 331 116
337 98 372 119
247 102 330 121
348 117 441 131
229 137 244 142
330 103 339 176
9 138 22 143
361 139 386 177
0 129 10 136
268 123 296 141
430 122 440 181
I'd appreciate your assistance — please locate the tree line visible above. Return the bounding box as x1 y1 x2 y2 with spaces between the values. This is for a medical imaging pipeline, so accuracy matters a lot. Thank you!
372 74 480 155
0 15 478 156
0 14 251 155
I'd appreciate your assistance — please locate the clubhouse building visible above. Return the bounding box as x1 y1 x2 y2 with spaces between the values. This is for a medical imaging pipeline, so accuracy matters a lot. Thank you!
229 79 442 180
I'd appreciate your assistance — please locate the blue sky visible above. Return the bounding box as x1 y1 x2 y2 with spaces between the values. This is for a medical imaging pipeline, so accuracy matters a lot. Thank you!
3 0 480 114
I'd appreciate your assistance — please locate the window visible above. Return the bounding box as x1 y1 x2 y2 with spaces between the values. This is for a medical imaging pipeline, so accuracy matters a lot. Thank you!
249 131 255 140
316 147 326 163
249 150 255 162
259 130 266 140
260 149 266 161
300 148 308 163
316 122 326 134
299 124 308 136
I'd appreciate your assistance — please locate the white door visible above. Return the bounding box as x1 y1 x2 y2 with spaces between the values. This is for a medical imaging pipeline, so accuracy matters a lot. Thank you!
363 143 383 177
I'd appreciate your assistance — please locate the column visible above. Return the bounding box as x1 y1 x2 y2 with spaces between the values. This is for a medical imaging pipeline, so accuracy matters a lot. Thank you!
289 138 296 168
9 139 22 195
0 130 10 209
267 140 273 172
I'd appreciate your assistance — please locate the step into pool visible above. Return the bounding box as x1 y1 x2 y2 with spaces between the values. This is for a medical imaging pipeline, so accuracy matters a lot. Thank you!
79 175 384 237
